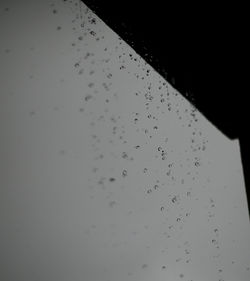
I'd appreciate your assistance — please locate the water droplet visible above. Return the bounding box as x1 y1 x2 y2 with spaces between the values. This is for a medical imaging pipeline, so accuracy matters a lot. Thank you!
109 201 116 208
122 169 127 177
122 152 128 159
172 196 177 203
89 30 96 36
85 94 92 101
78 68 84 75
29 111 36 116
59 149 66 155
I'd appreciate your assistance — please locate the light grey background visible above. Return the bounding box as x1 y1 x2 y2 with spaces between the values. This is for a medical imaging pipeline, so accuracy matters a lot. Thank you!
0 1 249 281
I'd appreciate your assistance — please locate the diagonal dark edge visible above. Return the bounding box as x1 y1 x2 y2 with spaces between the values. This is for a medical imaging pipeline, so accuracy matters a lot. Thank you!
80 0 249 219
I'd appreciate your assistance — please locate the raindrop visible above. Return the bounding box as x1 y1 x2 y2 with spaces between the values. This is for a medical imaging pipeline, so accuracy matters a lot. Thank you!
90 18 96 24
172 196 177 203
153 185 159 190
122 169 127 177
194 161 200 167
78 68 84 75
109 201 116 208
29 111 36 116
122 152 128 159
85 94 92 101
59 149 66 155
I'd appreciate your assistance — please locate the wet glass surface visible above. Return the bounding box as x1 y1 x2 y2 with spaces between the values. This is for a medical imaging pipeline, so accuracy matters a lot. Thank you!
0 1 249 281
